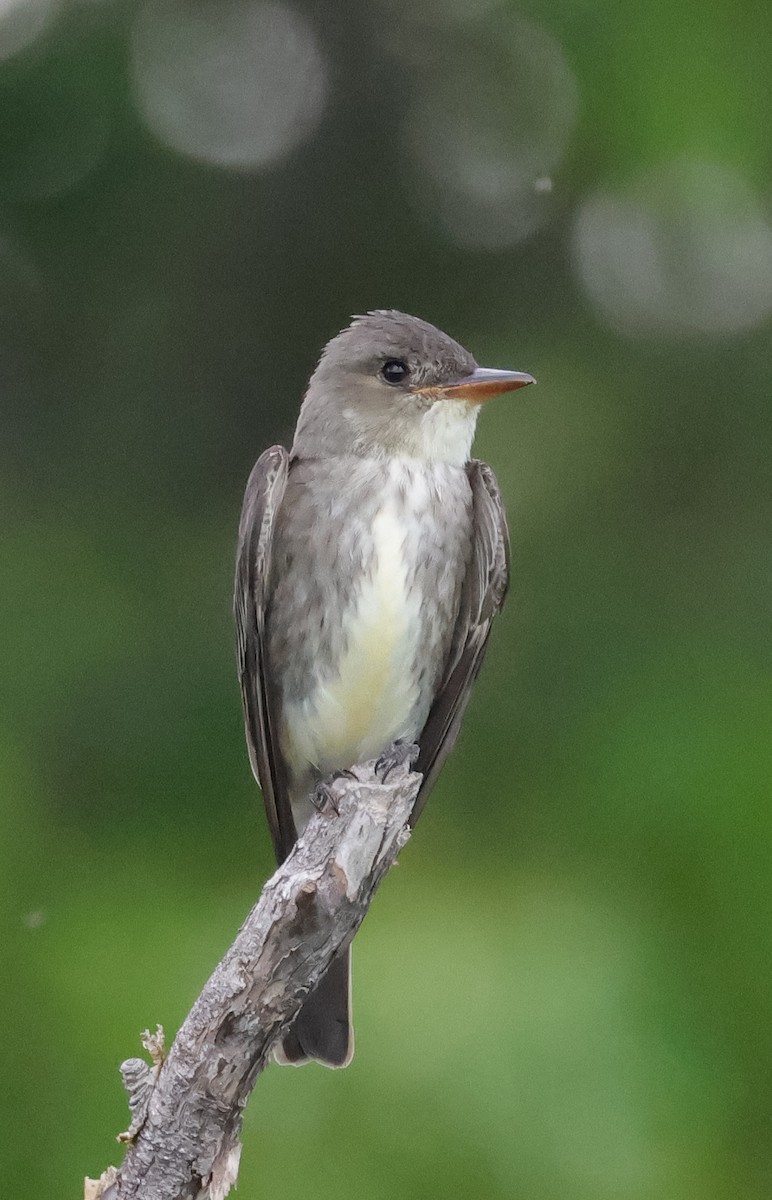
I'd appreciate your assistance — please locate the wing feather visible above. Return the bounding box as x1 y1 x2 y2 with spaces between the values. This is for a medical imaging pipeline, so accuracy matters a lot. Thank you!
234 446 296 862
412 459 510 824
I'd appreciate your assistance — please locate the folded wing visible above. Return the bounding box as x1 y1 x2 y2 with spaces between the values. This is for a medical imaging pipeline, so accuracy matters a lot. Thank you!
234 445 296 862
412 459 510 824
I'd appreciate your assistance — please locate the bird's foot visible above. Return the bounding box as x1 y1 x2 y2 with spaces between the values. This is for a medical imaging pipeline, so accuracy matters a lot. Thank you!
310 769 356 816
375 739 419 782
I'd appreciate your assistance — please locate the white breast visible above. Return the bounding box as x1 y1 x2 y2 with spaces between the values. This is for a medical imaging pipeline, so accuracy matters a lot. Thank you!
282 463 428 779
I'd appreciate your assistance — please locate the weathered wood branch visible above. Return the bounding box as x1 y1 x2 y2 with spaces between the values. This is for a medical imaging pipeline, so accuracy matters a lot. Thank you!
86 756 420 1200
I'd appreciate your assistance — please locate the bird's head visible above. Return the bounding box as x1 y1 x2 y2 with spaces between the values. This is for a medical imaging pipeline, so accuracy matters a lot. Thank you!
292 310 534 465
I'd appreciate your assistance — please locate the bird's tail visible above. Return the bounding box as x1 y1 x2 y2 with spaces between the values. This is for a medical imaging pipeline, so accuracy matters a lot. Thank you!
274 947 354 1068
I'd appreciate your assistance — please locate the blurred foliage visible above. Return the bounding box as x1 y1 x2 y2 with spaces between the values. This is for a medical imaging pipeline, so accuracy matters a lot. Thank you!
1 1 770 1197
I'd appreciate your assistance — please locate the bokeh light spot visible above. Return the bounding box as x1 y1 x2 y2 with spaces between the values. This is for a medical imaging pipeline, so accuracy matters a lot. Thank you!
131 0 328 170
404 14 578 249
0 0 58 61
574 159 772 338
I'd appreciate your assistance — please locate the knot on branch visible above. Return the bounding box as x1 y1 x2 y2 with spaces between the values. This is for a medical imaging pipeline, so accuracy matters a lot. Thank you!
117 1026 167 1144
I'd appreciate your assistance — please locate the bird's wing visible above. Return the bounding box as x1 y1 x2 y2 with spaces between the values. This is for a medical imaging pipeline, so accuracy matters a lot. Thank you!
234 445 297 862
412 459 510 825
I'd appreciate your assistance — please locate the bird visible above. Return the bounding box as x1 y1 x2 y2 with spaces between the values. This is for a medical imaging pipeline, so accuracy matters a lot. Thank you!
234 310 534 1068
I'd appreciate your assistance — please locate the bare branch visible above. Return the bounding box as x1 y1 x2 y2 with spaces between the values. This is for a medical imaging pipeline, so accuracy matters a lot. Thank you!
85 756 420 1200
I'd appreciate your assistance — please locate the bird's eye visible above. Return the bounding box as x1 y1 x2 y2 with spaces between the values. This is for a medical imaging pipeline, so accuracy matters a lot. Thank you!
380 359 410 385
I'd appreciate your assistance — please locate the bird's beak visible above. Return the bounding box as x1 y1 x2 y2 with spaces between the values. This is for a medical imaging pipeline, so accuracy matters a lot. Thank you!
413 367 536 404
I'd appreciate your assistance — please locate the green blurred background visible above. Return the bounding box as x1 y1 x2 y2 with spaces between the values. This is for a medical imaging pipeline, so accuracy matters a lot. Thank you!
1 0 770 1196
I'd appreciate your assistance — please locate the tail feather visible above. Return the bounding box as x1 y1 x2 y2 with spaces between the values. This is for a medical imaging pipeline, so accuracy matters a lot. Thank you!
275 948 354 1068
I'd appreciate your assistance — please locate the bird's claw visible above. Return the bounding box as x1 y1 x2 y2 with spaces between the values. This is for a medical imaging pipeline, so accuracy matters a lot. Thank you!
375 739 419 782
311 769 356 816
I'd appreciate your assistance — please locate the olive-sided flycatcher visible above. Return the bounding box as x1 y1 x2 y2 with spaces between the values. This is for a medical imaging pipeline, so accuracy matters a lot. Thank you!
234 310 534 1068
